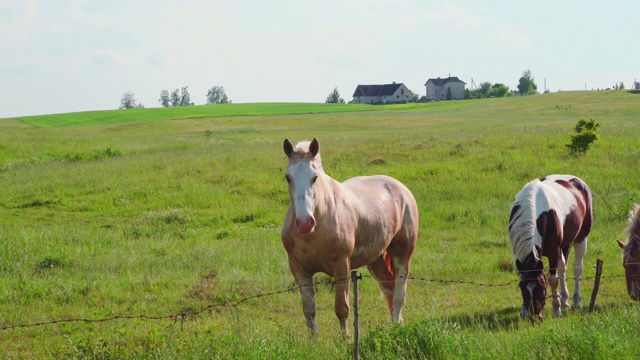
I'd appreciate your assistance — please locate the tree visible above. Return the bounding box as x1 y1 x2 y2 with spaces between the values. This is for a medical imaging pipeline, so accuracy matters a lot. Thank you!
445 87 453 100
411 90 420 102
517 69 537 95
179 86 193 106
206 86 229 104
159 90 170 107
119 91 138 109
170 89 181 107
478 82 492 98
488 83 511 98
325 87 345 103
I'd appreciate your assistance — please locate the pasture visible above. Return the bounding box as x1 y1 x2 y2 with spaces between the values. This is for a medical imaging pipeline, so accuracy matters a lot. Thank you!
1 91 639 359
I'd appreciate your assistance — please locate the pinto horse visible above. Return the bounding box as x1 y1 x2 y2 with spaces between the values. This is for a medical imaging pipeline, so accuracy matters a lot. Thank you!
508 174 593 320
281 138 419 334
616 204 640 301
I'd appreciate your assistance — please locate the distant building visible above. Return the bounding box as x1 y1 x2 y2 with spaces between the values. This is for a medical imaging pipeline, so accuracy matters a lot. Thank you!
633 80 640 90
424 76 466 100
352 83 413 104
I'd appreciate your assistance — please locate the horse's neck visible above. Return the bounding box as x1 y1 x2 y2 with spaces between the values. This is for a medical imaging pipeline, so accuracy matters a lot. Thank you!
315 173 340 213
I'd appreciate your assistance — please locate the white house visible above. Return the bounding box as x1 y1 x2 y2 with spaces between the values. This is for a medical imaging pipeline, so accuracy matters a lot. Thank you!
352 83 413 104
425 77 466 100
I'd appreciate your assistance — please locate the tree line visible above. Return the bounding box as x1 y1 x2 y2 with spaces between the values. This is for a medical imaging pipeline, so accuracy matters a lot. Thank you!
119 86 230 109
464 69 538 99
122 69 627 109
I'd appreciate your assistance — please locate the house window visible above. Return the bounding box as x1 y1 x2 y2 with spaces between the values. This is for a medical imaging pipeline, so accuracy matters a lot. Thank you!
401 89 405 95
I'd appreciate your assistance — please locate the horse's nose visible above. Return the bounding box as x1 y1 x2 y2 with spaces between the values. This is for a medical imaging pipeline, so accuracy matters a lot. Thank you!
295 216 316 234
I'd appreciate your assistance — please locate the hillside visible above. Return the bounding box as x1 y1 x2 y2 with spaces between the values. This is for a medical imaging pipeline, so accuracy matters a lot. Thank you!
1 90 639 358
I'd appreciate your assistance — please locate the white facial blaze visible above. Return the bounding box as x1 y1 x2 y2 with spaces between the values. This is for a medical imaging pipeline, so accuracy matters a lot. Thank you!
526 282 536 298
287 161 317 221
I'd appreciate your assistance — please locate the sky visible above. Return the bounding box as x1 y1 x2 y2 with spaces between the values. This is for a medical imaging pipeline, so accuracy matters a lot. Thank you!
1 0 638 118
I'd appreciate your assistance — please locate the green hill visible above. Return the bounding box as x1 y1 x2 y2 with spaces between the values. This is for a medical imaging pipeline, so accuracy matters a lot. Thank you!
1 90 639 358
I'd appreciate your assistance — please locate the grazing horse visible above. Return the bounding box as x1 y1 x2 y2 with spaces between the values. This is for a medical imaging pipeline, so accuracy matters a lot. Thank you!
508 175 593 320
281 138 419 335
616 204 640 301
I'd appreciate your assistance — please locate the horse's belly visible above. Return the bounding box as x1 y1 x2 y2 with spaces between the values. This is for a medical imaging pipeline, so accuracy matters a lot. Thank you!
350 240 390 269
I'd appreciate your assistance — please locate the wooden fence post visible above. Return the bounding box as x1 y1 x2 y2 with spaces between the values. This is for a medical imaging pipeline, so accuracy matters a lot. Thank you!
351 270 362 360
589 258 604 312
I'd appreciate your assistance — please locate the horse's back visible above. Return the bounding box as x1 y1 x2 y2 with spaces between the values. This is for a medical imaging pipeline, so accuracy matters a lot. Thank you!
534 175 593 246
342 174 419 235
342 175 418 214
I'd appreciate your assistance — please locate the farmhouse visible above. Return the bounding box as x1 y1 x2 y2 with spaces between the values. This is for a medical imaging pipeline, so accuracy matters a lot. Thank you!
352 83 413 104
425 76 466 100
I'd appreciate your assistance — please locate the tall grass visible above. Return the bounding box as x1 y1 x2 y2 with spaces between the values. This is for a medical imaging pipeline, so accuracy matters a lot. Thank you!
1 91 639 358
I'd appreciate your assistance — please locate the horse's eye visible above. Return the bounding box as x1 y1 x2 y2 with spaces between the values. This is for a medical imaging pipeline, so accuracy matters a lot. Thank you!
312 176 318 184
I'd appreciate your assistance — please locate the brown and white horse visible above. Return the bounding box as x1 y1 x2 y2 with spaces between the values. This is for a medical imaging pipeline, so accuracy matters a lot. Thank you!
281 138 419 335
616 204 640 301
508 175 593 320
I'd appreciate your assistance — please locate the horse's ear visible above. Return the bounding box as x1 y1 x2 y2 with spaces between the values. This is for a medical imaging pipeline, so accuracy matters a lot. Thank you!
309 138 320 158
283 138 294 158
617 239 625 249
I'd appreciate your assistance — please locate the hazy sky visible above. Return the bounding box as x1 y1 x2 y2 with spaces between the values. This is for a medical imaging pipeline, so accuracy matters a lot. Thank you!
1 0 638 118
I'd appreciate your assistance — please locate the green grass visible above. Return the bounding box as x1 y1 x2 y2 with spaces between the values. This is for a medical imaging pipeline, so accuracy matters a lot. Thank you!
1 91 639 358
11 102 422 128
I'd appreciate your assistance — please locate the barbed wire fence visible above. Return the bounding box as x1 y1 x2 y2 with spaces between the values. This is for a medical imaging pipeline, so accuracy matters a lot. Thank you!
1 258 630 334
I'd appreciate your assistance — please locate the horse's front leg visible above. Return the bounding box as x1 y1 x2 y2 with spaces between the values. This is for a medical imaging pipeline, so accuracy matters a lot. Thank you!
289 258 318 334
299 275 318 334
333 259 351 335
548 258 562 317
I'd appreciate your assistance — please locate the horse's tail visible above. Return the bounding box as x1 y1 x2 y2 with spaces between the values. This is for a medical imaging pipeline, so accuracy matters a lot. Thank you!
383 251 395 278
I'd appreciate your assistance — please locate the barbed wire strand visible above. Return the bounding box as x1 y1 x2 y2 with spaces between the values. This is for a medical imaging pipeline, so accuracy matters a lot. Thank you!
0 263 634 332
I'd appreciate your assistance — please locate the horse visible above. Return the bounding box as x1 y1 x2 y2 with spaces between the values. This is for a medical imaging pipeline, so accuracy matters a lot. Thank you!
508 174 593 321
281 138 419 335
616 204 640 301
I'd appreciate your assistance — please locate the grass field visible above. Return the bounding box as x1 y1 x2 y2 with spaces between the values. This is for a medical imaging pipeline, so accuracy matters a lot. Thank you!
1 91 639 359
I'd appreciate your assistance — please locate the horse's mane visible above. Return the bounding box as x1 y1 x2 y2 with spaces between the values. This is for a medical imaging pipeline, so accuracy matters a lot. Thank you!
623 204 640 256
293 140 323 168
509 179 541 262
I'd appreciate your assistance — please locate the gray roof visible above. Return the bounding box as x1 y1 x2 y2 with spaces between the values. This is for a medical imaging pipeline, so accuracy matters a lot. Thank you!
425 76 466 86
353 83 406 97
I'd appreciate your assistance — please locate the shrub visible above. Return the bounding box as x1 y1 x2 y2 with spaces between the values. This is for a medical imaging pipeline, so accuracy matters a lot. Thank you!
566 118 601 155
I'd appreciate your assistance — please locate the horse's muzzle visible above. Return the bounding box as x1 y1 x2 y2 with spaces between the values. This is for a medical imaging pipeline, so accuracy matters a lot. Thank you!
295 217 316 234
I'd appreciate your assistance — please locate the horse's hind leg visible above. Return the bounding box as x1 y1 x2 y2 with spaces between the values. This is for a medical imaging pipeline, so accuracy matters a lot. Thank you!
367 255 396 321
572 239 587 308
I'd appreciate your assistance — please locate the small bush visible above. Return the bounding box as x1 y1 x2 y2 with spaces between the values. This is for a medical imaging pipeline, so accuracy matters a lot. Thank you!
64 147 122 161
566 118 601 155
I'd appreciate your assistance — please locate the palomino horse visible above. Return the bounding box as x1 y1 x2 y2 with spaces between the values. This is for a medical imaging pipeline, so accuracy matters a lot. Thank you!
281 138 419 334
508 174 593 320
616 204 640 300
